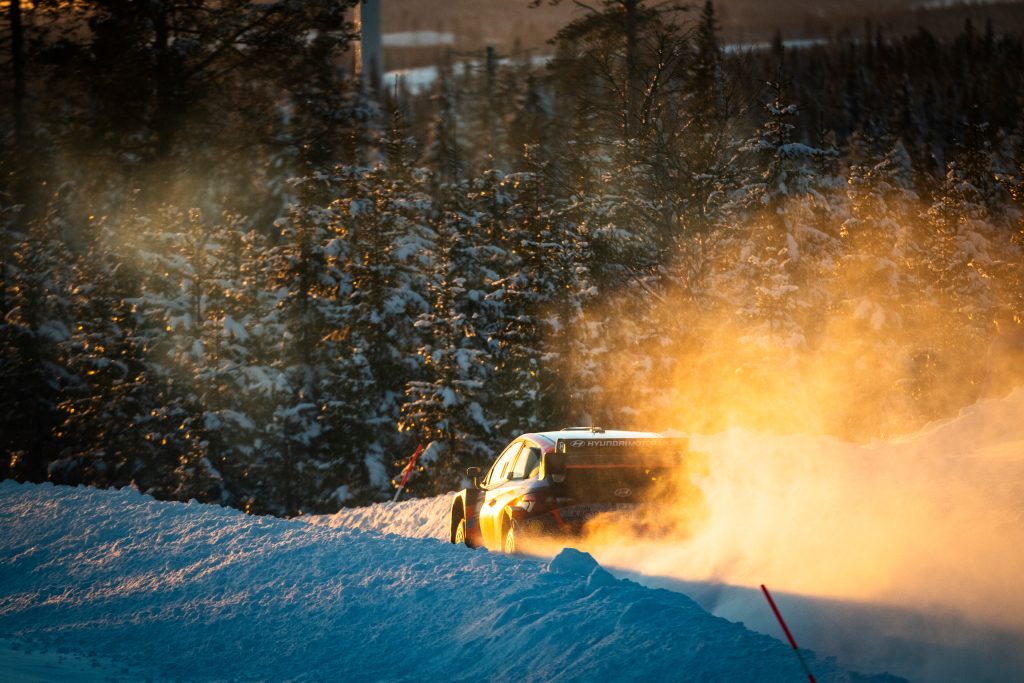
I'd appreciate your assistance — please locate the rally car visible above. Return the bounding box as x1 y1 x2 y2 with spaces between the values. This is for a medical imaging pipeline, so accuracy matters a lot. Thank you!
448 428 689 553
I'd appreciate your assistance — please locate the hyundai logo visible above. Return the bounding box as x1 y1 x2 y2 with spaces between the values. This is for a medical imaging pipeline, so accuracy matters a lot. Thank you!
569 440 586 447
614 487 632 498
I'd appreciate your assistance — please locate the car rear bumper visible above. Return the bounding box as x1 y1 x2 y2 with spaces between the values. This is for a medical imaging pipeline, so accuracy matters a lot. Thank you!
514 503 640 536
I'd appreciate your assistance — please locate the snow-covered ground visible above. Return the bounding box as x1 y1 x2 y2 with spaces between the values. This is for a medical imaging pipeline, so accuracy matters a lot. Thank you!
1 482 898 682
3 389 1022 682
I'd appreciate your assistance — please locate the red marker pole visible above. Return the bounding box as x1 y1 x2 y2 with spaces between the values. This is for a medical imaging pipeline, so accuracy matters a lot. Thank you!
392 444 424 503
761 584 818 683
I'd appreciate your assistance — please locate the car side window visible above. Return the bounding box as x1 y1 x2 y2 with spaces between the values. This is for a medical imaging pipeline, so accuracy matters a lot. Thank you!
525 447 542 478
485 441 523 486
510 446 541 480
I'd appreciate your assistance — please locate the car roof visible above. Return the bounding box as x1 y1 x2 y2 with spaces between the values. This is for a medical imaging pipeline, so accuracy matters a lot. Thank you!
522 429 665 447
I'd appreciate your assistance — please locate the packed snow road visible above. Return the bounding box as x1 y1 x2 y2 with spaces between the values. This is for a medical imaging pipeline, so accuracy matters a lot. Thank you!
0 482 898 683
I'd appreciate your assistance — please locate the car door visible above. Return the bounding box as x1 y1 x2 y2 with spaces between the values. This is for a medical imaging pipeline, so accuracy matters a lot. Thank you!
479 440 524 547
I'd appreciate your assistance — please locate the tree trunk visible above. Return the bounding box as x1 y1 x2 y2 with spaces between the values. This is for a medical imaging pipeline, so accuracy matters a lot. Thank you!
9 0 34 224
10 0 25 158
152 6 174 161
623 0 640 143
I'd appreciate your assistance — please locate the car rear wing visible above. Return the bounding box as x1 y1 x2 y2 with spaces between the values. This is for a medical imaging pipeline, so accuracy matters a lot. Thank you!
542 437 688 480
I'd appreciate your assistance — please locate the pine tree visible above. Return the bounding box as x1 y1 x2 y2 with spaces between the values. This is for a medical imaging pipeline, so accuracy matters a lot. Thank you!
681 0 738 237
484 167 554 435
421 69 468 184
251 175 382 514
337 162 436 499
53 220 174 493
0 207 72 482
399 190 493 495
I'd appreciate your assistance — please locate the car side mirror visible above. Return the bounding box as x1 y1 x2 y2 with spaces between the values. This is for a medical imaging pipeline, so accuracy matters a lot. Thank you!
466 467 482 488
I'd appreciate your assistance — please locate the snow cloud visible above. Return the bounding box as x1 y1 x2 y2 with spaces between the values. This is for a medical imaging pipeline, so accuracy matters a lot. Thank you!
534 390 1024 682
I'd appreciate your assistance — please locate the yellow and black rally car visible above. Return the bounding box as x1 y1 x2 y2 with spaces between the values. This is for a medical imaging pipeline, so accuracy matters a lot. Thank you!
449 428 689 553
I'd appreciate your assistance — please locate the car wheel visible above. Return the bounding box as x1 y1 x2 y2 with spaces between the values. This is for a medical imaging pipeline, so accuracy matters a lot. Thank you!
454 517 467 545
503 518 518 555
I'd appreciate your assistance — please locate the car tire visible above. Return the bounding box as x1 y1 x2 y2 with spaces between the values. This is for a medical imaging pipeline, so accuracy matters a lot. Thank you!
503 517 519 555
454 517 467 546
454 516 479 549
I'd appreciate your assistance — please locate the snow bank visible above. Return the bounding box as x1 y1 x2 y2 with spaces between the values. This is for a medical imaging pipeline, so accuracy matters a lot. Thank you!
306 492 452 540
0 482 896 683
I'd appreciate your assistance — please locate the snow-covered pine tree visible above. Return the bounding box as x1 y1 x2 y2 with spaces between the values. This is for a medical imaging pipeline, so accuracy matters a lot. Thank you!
421 67 469 185
126 206 229 503
916 122 1005 418
53 216 173 493
679 0 740 239
251 174 385 514
547 197 603 427
337 161 435 500
722 75 838 348
0 206 74 482
503 72 555 170
923 123 1000 320
399 182 493 495
199 220 281 511
841 138 919 332
483 166 553 436
833 138 925 434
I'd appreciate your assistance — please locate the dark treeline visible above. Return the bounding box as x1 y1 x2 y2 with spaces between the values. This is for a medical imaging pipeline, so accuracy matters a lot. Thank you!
2 1 1022 514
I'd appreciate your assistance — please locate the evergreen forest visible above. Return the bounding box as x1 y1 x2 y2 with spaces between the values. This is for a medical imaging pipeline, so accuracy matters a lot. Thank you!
2 0 1022 514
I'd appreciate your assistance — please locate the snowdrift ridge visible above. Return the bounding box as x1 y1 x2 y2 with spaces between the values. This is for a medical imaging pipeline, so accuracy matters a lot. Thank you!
0 482 898 682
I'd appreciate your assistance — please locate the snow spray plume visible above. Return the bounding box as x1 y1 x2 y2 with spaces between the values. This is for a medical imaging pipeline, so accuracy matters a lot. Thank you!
551 193 1024 646
575 181 1024 440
